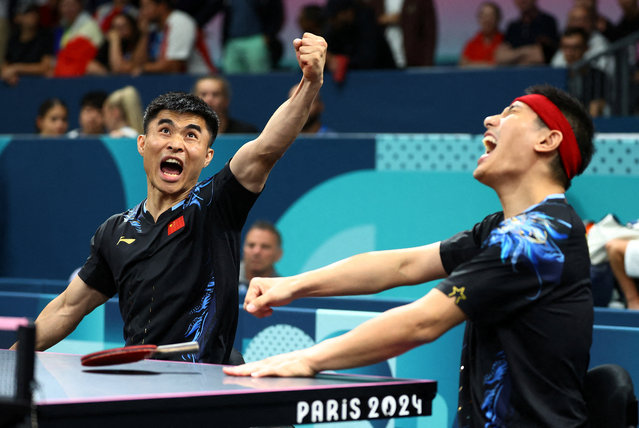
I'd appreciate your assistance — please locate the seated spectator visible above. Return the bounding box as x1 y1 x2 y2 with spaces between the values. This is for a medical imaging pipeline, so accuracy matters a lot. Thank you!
53 0 104 77
85 12 139 75
551 5 610 72
459 2 504 67
94 0 138 33
325 0 396 82
613 0 639 41
556 27 607 117
68 90 108 137
102 85 143 137
208 0 284 73
239 221 283 293
368 0 438 68
134 0 215 74
495 0 559 65
192 75 258 134
1 5 54 86
606 238 639 310
36 97 69 136
288 84 332 134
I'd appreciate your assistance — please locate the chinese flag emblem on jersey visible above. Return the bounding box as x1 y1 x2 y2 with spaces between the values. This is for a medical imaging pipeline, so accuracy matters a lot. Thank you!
167 216 185 236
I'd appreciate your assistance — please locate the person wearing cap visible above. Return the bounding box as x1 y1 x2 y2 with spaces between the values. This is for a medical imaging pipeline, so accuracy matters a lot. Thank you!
225 84 596 427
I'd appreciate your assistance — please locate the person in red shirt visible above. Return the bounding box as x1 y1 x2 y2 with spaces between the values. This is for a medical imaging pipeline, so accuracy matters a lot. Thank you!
460 2 504 67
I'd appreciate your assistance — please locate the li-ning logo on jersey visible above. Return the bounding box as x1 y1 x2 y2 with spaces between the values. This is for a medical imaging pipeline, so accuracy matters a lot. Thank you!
168 216 185 236
117 236 136 245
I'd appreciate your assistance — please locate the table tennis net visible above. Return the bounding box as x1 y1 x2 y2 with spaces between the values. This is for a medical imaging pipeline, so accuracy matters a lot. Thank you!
0 350 17 398
0 317 36 427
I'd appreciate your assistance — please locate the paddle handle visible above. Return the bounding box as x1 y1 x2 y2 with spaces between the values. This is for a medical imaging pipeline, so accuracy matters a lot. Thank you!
154 341 200 355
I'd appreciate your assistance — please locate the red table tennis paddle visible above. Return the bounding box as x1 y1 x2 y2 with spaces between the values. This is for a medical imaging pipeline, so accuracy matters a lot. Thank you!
81 341 199 366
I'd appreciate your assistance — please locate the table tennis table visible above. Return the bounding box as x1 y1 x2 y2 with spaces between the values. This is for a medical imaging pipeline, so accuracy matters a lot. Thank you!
0 349 437 427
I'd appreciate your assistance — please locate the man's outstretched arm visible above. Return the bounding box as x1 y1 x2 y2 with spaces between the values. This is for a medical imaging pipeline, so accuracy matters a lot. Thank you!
10 275 109 351
224 288 466 377
229 33 327 193
243 243 447 318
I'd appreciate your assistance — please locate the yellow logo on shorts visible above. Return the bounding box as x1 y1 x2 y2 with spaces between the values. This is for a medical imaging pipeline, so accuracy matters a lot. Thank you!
448 286 467 304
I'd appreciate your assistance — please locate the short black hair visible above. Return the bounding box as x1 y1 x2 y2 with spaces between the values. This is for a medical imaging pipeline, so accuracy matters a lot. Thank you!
525 84 595 190
247 220 282 247
143 92 220 146
37 97 67 117
80 91 108 109
479 2 502 23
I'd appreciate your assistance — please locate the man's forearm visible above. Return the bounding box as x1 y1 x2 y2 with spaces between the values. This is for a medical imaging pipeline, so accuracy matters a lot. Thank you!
291 244 445 300
253 78 322 160
33 295 84 351
9 295 80 351
305 290 465 373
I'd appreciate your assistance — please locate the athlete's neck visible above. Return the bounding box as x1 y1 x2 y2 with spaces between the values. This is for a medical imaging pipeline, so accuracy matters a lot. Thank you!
499 184 566 219
145 188 191 222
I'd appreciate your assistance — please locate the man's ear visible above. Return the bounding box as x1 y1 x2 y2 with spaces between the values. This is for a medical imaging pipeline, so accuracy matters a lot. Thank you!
203 148 214 168
535 129 563 154
137 134 146 156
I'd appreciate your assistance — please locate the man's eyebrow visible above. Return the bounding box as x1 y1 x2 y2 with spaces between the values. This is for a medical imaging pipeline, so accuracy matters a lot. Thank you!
185 124 202 133
157 118 175 127
502 104 518 115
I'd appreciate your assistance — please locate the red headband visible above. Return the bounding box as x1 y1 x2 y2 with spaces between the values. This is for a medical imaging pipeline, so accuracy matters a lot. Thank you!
513 94 581 180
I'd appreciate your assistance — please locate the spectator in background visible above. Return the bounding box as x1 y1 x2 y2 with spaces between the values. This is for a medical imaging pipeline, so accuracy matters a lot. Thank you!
459 2 504 67
613 0 639 41
239 221 283 293
103 85 143 137
495 0 559 65
606 237 639 310
94 0 137 33
53 0 104 77
36 97 69 136
366 0 438 68
325 0 395 82
208 0 285 73
288 84 332 134
556 27 607 117
68 90 108 137
1 4 54 85
85 12 139 75
192 75 258 134
134 0 215 74
551 5 610 71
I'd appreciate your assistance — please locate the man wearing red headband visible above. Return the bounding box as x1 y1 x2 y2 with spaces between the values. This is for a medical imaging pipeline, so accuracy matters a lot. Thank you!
225 85 595 427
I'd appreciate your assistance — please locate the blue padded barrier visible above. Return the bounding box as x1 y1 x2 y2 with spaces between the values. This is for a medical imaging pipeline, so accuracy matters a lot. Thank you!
590 325 639 394
0 68 569 135
594 307 639 327
1 278 639 428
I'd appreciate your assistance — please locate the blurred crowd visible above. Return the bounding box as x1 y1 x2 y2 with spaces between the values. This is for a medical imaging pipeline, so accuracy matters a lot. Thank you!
0 0 438 86
3 0 639 125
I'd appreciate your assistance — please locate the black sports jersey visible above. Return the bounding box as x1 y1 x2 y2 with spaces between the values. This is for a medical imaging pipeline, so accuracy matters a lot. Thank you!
437 195 592 428
78 163 258 363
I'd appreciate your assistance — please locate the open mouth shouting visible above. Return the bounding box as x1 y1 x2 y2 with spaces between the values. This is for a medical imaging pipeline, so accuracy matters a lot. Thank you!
477 133 497 165
160 156 184 181
482 134 497 154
